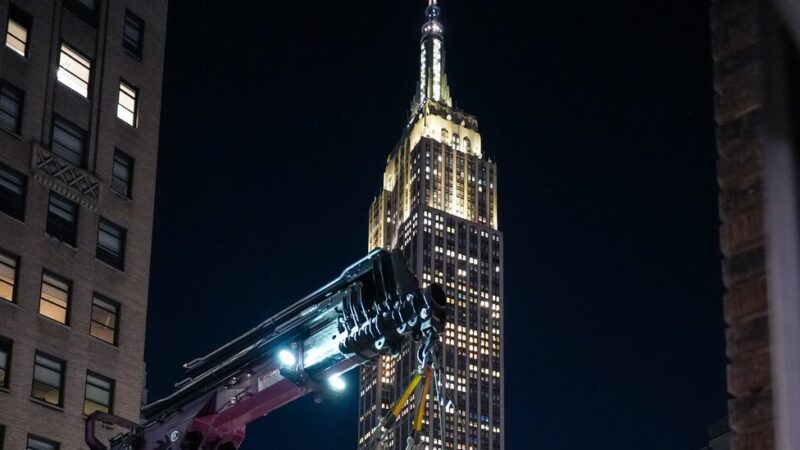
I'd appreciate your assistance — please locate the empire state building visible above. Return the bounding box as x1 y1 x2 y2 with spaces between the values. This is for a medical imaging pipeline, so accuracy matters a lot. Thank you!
358 2 505 449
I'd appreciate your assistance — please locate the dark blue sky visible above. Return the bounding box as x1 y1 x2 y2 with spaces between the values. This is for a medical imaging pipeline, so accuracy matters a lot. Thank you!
147 1 725 449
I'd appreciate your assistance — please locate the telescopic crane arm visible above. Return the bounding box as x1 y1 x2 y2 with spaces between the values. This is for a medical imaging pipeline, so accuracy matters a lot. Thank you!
86 249 446 450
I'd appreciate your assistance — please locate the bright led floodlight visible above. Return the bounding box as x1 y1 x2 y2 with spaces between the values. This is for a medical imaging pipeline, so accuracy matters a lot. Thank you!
278 349 296 367
328 375 346 392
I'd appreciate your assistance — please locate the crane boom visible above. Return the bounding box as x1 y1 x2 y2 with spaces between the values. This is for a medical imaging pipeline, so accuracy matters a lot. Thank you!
86 249 446 450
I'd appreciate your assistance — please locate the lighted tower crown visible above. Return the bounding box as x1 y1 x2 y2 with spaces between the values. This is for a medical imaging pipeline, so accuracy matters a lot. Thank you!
358 2 505 450
411 0 453 114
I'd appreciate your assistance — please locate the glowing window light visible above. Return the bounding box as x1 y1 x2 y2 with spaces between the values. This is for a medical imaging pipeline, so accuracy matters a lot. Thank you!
58 43 91 98
117 81 138 126
6 18 27 57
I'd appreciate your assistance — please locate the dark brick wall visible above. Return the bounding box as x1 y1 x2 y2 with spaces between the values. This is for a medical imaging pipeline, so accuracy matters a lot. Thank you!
711 0 774 448
0 0 167 448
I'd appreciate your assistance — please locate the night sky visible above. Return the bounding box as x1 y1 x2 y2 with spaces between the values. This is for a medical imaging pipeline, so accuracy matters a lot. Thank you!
146 1 725 449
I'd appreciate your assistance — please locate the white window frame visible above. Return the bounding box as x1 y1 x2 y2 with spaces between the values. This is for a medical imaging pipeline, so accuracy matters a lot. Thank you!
0 81 24 134
90 294 119 345
96 218 125 270
26 435 59 450
57 42 91 98
0 250 17 303
111 150 133 198
51 116 86 168
0 162 26 220
46 192 78 247
4 6 29 58
5 18 26 57
117 80 138 126
0 337 11 389
31 353 65 407
83 371 114 415
39 271 70 325
123 10 144 57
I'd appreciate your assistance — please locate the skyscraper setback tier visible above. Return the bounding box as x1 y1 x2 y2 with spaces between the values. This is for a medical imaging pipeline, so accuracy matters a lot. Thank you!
358 2 504 449
0 0 167 448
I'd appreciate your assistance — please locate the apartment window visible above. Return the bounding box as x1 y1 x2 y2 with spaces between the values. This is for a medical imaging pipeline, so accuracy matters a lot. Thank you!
75 0 96 10
90 295 118 345
57 43 91 98
0 81 23 134
31 353 64 407
83 371 113 415
39 272 70 325
0 163 26 220
63 0 97 26
0 337 11 389
122 10 144 57
111 150 133 198
117 80 137 126
46 193 78 246
96 219 125 270
5 5 30 57
26 435 58 450
0 250 18 303
51 116 86 167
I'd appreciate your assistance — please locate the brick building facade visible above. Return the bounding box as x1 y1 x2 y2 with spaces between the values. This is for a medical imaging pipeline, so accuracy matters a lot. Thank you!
711 0 774 447
712 1 800 449
0 0 167 448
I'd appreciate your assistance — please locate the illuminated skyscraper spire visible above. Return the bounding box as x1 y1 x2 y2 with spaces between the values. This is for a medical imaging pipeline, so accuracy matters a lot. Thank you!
360 2 504 449
410 0 453 114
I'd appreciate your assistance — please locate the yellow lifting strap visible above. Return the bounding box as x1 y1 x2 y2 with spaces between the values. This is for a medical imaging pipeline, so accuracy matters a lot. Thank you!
391 372 424 418
413 368 433 432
